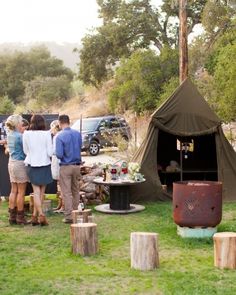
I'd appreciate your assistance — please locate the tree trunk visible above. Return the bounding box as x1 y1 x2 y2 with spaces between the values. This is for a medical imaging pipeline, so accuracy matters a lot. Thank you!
70 223 98 256
130 232 159 271
213 232 236 269
72 209 92 223
179 0 188 83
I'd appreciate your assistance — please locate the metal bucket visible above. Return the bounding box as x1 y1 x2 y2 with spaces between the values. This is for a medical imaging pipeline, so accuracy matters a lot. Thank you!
173 180 222 227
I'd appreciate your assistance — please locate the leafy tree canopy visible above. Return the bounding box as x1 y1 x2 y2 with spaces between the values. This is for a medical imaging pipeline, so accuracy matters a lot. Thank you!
0 46 73 103
0 96 15 115
209 42 236 122
79 0 207 86
109 47 178 113
24 75 72 105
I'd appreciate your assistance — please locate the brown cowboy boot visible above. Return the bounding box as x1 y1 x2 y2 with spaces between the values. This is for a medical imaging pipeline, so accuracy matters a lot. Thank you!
16 210 30 225
39 215 49 226
31 215 40 226
8 207 17 225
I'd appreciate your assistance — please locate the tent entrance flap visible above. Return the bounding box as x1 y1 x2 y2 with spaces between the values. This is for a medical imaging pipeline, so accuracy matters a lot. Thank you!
157 130 218 190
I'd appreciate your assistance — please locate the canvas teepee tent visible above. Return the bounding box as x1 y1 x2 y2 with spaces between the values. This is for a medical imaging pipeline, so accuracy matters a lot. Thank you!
131 78 236 202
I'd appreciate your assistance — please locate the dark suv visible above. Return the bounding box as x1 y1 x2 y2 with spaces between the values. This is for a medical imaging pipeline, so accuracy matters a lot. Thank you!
72 115 132 156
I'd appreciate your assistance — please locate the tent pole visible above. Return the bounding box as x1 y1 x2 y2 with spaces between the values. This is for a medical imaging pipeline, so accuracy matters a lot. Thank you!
180 141 183 181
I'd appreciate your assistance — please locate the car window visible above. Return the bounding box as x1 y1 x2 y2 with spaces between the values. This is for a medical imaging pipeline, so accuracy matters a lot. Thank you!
118 118 128 127
72 118 99 132
99 119 111 129
110 118 120 128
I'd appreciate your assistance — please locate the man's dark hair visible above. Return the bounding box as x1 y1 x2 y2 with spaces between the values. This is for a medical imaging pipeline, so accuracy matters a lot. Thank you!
30 114 46 130
22 119 29 128
58 114 70 124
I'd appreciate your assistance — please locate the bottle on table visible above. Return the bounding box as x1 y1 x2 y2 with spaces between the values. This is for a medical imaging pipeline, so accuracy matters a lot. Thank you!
78 201 85 212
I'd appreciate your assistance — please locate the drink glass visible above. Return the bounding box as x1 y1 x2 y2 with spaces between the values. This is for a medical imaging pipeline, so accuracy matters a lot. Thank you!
77 217 83 223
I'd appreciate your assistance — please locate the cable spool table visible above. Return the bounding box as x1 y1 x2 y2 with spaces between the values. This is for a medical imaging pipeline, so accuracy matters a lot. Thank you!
93 177 145 214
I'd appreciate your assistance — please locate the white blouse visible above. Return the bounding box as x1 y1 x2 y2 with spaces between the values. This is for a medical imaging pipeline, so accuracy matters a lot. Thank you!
23 130 53 167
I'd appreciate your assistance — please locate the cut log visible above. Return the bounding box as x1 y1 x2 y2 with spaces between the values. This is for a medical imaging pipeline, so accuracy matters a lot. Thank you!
213 232 236 269
72 209 92 223
70 223 98 256
130 232 159 271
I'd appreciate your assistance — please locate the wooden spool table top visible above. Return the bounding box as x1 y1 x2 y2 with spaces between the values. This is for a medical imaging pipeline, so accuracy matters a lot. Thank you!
93 177 145 186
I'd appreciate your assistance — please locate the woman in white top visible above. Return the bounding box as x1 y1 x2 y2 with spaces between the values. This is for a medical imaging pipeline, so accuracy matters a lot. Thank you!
23 115 53 226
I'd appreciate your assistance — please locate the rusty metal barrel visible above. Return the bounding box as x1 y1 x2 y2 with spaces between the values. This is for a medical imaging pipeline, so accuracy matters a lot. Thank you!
173 181 222 227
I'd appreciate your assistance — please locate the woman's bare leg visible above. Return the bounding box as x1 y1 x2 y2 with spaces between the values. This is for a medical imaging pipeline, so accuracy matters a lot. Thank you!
40 185 46 205
9 183 17 209
32 184 44 216
16 183 27 211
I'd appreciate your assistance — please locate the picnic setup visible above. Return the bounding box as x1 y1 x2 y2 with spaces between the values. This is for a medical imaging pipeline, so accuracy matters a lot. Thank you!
0 79 236 294
1 77 236 294
0 0 236 293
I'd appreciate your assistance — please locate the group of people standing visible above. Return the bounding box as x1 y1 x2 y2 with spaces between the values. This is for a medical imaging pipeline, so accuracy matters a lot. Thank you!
5 114 82 226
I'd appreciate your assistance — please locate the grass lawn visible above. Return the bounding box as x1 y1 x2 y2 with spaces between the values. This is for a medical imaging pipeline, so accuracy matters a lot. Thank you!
0 199 236 295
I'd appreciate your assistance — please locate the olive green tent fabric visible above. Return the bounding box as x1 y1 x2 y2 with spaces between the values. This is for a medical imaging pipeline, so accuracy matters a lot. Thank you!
215 127 236 201
131 78 236 201
151 78 221 136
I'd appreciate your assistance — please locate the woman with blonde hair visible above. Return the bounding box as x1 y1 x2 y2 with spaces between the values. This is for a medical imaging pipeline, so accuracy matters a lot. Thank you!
6 114 29 225
23 114 53 226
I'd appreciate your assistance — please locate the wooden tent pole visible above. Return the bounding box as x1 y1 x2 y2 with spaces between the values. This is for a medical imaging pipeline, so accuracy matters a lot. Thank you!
179 0 188 83
180 140 183 181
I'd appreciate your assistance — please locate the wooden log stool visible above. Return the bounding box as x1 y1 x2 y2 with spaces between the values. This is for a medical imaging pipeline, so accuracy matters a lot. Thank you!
70 223 98 256
130 232 159 271
72 209 92 224
213 232 236 269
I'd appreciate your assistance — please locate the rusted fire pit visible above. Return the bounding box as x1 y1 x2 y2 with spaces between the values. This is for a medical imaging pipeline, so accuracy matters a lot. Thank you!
173 181 222 227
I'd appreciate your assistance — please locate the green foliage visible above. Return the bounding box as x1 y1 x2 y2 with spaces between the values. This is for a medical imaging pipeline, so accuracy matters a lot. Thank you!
79 0 206 86
211 43 236 122
158 76 179 107
202 0 234 34
0 46 73 104
24 75 71 105
0 96 15 114
189 36 208 75
71 79 85 97
205 23 236 75
109 48 178 114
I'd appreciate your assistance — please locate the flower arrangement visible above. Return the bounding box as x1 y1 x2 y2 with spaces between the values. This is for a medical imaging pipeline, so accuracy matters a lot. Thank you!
128 162 141 174
98 161 144 182
128 162 144 181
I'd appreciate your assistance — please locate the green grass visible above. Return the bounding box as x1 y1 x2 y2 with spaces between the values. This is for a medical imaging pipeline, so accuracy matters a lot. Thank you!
1 199 236 295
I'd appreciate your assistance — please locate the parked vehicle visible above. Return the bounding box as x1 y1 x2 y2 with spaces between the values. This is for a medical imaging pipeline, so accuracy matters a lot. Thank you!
72 115 132 156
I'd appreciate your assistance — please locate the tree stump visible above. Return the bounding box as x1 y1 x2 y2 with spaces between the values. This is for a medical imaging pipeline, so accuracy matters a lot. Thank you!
130 232 159 271
213 232 236 269
72 209 92 223
70 223 98 256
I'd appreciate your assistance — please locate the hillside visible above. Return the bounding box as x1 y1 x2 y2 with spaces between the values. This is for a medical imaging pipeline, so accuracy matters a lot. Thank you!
52 80 150 147
0 41 81 70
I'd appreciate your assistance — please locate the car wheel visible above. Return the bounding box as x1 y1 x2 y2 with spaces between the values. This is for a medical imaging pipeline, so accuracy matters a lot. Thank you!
89 141 100 156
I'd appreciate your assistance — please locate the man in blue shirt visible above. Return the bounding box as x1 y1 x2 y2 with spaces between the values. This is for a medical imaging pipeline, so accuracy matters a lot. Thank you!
56 114 82 223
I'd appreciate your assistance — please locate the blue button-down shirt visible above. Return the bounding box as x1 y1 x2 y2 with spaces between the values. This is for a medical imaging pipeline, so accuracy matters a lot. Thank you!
55 127 82 165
